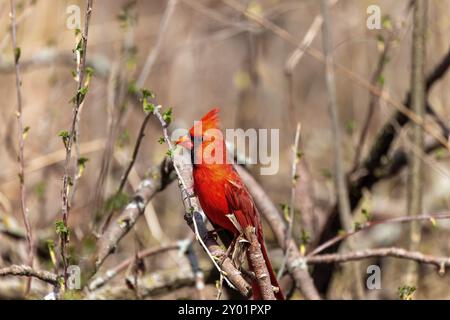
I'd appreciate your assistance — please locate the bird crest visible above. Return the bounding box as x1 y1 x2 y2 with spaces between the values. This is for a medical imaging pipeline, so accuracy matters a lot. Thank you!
189 108 220 137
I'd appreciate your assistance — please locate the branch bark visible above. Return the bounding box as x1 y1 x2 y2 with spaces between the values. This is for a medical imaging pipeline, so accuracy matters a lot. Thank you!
0 265 59 286
244 226 276 300
306 247 450 274
320 0 364 299
94 158 175 269
405 0 427 285
235 165 321 300
9 0 34 294
59 0 93 284
89 242 180 291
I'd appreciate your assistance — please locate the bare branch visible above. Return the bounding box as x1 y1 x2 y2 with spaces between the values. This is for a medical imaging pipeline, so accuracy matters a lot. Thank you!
89 242 180 291
100 112 152 233
309 212 450 257
405 0 427 285
351 34 392 171
0 265 59 286
9 0 34 294
94 158 175 269
320 0 364 298
136 0 178 87
306 247 450 274
278 123 301 278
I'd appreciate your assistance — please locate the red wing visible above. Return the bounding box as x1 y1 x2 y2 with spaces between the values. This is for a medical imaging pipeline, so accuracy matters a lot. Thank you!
224 177 262 235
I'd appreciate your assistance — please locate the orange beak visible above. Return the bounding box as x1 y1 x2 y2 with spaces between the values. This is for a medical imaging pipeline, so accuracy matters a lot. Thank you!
175 135 193 149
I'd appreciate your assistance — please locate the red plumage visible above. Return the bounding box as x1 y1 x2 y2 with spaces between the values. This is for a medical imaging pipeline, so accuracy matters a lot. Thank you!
179 108 284 300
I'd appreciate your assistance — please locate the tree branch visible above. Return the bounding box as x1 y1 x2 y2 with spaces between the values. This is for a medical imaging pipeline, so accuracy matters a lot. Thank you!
94 157 175 269
306 247 450 274
59 0 94 284
9 0 34 294
0 265 59 286
235 165 321 300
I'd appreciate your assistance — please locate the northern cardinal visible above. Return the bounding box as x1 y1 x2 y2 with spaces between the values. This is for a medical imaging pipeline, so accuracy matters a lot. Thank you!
176 108 284 300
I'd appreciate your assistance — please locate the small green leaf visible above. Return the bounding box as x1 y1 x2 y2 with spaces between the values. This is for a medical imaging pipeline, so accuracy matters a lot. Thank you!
382 15 392 30
300 229 310 245
435 147 446 160
47 239 57 267
398 285 416 300
68 176 73 187
377 74 385 86
34 181 46 200
22 126 30 139
128 81 138 95
77 157 89 176
105 192 129 212
85 67 94 78
430 217 437 228
74 38 84 55
58 130 70 139
321 168 333 180
162 108 173 125
158 137 165 144
14 47 21 63
141 89 155 100
77 157 89 167
279 203 290 222
346 119 356 135
55 220 69 236
143 101 155 113
117 129 130 148
76 86 88 104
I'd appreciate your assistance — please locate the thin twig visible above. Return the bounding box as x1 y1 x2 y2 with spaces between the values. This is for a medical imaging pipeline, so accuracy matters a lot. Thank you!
136 0 178 87
94 158 175 270
100 112 152 233
277 123 301 279
351 36 391 171
284 0 338 75
405 0 427 285
309 212 450 257
89 242 181 291
60 0 93 285
320 0 364 298
306 247 450 274
9 0 34 295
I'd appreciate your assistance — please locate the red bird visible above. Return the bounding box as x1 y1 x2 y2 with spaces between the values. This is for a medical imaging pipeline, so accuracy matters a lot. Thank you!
176 108 284 300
